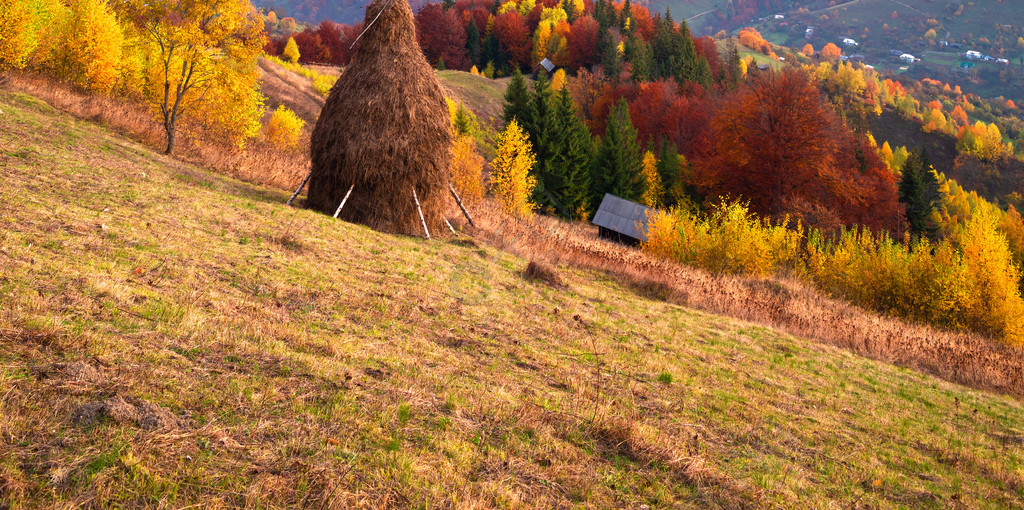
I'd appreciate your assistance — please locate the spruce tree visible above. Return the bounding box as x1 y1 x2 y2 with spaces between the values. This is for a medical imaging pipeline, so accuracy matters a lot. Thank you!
601 38 621 79
543 88 594 218
503 69 531 127
651 9 683 81
656 140 681 206
620 0 632 33
526 72 556 205
592 99 644 203
898 149 941 236
624 36 653 82
465 19 481 67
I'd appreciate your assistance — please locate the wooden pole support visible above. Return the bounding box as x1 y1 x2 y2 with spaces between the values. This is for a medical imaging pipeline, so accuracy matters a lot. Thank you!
448 184 475 227
444 218 456 234
413 188 430 240
287 171 313 206
333 184 355 218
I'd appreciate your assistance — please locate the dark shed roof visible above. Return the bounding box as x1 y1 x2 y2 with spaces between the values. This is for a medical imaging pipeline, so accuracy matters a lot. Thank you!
591 194 656 242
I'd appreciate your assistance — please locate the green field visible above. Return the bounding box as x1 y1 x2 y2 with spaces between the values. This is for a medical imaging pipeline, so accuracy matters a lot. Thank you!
5 86 1024 507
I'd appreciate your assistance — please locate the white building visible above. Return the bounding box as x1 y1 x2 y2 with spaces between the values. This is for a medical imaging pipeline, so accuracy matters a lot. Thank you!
842 38 859 47
966 50 983 59
899 54 916 63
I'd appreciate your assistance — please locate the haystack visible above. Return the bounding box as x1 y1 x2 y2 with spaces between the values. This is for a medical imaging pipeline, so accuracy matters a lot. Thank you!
306 0 452 236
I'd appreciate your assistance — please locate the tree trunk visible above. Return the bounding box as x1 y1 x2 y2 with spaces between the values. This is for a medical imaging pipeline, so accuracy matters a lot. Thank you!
164 122 176 155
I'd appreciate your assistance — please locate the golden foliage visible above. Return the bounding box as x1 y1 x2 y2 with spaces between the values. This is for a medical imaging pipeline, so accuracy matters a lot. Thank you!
451 134 486 204
550 68 566 91
490 119 537 219
283 37 300 64
49 0 124 93
265 105 305 151
642 201 803 277
639 151 662 208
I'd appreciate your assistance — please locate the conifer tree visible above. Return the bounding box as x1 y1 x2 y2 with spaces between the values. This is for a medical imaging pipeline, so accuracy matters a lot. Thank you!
465 18 481 66
898 149 941 236
502 68 531 127
526 71 555 182
656 140 684 206
624 36 653 82
620 0 632 33
651 9 681 80
592 99 644 203
543 87 594 218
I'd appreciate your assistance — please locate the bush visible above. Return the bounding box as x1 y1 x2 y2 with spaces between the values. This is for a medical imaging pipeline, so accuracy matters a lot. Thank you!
642 201 803 277
265 105 305 151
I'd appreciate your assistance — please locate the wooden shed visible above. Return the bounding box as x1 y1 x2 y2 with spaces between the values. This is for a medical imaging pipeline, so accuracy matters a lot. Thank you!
591 193 656 246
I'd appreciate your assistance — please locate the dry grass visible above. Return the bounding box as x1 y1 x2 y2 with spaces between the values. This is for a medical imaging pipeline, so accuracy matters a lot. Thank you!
5 87 1024 508
468 204 1024 399
3 73 306 191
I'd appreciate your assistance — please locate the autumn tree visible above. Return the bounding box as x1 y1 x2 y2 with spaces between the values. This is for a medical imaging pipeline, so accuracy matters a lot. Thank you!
802 43 813 57
416 3 469 70
283 37 300 64
639 151 663 208
592 98 644 203
118 0 266 154
491 119 538 219
821 42 841 60
0 0 62 71
50 0 124 93
567 15 600 70
451 134 486 204
493 10 532 71
708 68 899 230
551 68 566 91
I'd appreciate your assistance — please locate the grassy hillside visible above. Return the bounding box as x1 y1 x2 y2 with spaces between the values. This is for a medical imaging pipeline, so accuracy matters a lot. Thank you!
4 89 1024 507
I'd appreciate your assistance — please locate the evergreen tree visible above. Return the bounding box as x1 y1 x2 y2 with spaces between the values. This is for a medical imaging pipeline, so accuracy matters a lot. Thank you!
600 37 621 79
620 0 632 33
442 0 454 10
594 0 608 28
543 88 594 218
656 140 681 205
526 71 556 204
676 18 707 86
725 38 742 86
624 36 653 82
592 99 644 203
465 18 481 67
502 68 531 127
651 9 682 81
898 149 941 236
483 32 502 73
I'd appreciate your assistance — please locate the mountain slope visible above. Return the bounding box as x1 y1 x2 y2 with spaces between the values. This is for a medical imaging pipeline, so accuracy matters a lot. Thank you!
3 89 1024 507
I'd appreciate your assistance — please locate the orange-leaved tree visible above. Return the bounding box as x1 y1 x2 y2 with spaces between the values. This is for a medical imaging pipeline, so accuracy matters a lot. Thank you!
451 134 485 204
490 119 537 219
117 0 266 154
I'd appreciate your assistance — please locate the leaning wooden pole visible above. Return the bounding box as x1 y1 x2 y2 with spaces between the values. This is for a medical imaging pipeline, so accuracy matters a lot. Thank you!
448 184 475 227
287 171 313 206
444 218 456 234
413 188 430 240
333 184 355 218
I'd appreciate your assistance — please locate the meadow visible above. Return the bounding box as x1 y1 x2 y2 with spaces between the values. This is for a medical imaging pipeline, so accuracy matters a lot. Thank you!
4 83 1024 507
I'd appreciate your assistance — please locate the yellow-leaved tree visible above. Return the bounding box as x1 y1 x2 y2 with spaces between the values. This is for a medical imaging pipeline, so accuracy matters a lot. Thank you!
639 151 662 208
0 0 65 71
451 134 485 204
265 105 304 150
550 68 566 91
118 0 266 154
490 119 537 219
50 0 124 93
283 37 300 64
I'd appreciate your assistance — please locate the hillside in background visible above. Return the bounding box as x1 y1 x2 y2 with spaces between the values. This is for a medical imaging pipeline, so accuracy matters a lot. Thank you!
5 82 1024 507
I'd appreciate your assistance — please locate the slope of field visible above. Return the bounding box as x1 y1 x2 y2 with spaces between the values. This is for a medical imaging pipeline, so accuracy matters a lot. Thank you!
3 89 1024 507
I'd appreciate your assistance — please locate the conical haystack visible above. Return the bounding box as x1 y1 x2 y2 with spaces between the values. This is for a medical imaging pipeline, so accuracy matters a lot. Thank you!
307 0 451 235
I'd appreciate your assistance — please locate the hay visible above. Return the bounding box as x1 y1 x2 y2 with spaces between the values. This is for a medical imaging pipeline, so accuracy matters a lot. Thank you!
307 0 452 236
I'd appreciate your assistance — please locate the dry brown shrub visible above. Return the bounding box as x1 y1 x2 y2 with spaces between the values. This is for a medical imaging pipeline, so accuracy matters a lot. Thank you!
524 259 564 288
468 198 1024 399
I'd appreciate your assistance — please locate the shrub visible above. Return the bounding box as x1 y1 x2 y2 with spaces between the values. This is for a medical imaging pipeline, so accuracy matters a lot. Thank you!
265 105 305 150
642 201 803 277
